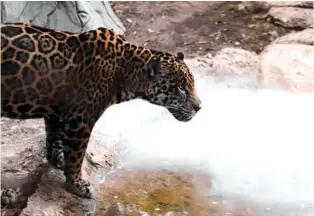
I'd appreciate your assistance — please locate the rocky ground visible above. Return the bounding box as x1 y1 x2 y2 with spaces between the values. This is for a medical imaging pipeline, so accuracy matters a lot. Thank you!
1 1 313 216
111 1 292 58
112 1 313 91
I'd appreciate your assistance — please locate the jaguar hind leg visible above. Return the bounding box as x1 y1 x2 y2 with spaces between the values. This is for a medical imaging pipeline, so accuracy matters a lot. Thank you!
44 116 65 169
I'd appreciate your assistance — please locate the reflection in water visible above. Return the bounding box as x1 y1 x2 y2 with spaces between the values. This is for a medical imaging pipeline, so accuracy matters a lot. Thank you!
95 74 314 216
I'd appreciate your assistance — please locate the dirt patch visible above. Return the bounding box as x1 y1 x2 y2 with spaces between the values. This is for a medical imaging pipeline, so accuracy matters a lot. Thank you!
111 1 291 58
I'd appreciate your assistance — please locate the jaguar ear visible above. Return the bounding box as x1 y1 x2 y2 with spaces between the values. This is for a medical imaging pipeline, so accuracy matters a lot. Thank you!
177 52 184 61
148 59 164 78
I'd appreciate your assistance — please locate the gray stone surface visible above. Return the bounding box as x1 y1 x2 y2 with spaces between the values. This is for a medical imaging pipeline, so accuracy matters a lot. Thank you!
268 7 313 29
186 48 259 77
259 43 314 92
267 1 313 8
1 117 127 216
19 163 97 216
272 28 314 45
238 1 313 13
1 118 46 215
18 131 126 216
210 48 259 76
1 1 125 34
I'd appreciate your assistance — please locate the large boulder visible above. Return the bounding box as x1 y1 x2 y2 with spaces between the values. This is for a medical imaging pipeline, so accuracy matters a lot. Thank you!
259 44 314 92
268 7 313 29
0 1 125 34
272 28 313 45
186 48 259 77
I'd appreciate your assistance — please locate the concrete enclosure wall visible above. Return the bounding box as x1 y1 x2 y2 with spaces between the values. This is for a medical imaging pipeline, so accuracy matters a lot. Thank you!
1 1 125 34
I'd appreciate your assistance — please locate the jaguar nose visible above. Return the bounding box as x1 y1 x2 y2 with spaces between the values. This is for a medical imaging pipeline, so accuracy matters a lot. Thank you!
193 103 202 112
193 97 202 112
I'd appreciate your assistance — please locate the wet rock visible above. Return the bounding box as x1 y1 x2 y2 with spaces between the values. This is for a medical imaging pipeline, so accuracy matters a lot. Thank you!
268 7 313 29
272 28 313 45
1 1 125 34
259 44 314 92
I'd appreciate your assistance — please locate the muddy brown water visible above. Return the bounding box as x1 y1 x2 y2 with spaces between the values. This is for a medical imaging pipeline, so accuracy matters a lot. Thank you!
96 168 312 216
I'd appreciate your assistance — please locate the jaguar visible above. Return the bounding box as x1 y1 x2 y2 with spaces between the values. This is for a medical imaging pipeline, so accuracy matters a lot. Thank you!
1 23 202 199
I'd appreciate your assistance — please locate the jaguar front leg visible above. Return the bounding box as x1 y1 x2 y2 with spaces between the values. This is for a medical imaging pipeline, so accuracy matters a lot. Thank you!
44 115 65 169
62 115 96 199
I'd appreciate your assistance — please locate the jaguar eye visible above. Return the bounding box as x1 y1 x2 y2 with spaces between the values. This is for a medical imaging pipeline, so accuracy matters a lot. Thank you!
178 86 186 95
